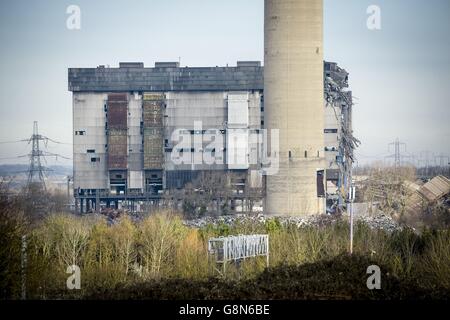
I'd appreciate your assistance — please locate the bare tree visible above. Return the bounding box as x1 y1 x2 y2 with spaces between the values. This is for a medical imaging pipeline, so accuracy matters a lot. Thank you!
173 171 234 217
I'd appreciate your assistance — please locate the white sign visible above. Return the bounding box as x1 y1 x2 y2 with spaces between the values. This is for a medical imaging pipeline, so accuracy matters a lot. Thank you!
349 186 356 202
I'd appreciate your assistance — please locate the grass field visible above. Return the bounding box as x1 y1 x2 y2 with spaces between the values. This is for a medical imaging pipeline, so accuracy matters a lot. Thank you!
1 210 450 299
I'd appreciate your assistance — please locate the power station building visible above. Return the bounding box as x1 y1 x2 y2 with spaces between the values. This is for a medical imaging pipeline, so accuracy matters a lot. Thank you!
68 60 355 214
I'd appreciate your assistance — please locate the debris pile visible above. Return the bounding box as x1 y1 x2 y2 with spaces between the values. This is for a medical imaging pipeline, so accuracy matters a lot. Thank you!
184 212 402 232
355 213 403 232
183 214 265 228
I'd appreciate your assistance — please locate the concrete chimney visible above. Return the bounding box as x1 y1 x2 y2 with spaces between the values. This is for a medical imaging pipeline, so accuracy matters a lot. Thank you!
264 0 325 215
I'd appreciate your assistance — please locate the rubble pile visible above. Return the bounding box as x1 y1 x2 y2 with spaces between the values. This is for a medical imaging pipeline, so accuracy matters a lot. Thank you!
183 214 266 228
183 213 342 229
183 212 402 232
355 213 403 232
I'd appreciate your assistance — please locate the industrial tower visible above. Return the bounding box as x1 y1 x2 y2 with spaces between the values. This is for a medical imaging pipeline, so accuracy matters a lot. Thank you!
264 0 326 215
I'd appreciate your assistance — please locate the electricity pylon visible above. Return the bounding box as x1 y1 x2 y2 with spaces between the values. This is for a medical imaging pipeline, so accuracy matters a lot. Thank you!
27 121 47 193
386 138 407 168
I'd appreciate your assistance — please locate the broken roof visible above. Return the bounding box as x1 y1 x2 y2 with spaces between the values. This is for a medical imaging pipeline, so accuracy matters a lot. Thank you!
418 175 450 202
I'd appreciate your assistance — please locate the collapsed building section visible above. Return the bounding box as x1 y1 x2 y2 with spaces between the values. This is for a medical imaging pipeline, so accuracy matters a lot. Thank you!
324 62 360 212
69 60 355 214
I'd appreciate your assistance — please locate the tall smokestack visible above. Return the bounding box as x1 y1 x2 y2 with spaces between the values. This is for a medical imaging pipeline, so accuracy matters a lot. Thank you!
264 0 325 215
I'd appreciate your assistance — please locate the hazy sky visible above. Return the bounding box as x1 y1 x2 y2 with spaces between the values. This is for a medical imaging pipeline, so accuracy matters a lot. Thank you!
0 0 449 166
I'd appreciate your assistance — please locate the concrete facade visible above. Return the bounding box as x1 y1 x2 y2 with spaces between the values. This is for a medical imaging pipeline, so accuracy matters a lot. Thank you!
69 59 353 214
73 93 108 191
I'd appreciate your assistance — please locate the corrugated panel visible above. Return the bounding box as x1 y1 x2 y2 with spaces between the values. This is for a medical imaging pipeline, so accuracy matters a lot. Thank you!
108 128 127 170
143 93 165 101
108 155 127 170
108 102 127 129
106 93 128 170
419 175 450 202
143 128 163 169
68 66 264 92
143 100 164 127
143 92 164 170
108 93 128 102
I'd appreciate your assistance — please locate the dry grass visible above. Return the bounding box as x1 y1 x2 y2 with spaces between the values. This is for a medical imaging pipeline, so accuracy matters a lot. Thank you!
1 209 449 299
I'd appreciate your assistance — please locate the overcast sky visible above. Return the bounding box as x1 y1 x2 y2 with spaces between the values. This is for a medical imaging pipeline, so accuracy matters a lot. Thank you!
0 0 449 166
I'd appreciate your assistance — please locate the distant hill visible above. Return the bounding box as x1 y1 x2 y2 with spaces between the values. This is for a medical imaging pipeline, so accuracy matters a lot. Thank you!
0 164 72 177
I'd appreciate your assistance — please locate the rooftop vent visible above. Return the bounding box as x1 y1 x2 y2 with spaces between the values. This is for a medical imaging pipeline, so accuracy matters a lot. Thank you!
237 61 261 67
119 62 144 68
155 62 180 68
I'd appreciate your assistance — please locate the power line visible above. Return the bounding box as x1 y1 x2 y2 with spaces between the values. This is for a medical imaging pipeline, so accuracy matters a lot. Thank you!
0 139 29 144
0 137 72 145
0 155 29 161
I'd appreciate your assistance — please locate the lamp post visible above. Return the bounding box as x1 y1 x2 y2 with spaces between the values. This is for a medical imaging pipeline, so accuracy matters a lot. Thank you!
348 185 356 254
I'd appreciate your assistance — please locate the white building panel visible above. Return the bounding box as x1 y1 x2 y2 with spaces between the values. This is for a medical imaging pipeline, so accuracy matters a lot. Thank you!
248 91 262 129
227 92 249 128
227 128 249 169
128 170 143 189
73 93 108 190
128 93 143 171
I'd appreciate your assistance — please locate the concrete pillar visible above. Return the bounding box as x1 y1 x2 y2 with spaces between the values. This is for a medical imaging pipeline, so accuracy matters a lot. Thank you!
264 0 325 215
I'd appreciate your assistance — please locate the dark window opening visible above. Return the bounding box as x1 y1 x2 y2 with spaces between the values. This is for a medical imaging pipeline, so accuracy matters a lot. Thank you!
316 170 325 197
324 128 338 134
304 150 307 158
75 130 86 136
87 149 95 153
91 157 100 162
